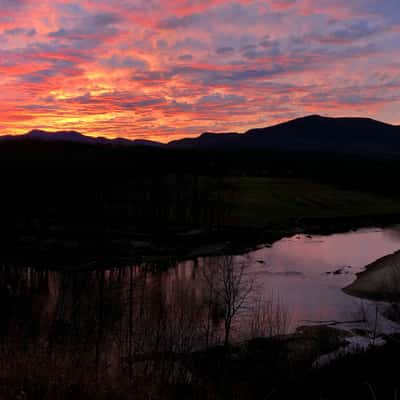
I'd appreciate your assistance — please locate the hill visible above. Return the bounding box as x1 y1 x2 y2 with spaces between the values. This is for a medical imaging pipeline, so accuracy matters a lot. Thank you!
0 129 163 147
168 115 400 155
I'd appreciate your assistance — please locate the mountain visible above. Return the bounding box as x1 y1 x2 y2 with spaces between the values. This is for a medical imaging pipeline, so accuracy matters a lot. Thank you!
1 115 400 155
26 130 91 143
0 129 163 147
167 115 400 155
243 115 400 154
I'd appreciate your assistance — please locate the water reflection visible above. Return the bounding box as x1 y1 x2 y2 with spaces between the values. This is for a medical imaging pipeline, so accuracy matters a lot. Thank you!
241 227 400 324
1 227 400 383
0 258 251 381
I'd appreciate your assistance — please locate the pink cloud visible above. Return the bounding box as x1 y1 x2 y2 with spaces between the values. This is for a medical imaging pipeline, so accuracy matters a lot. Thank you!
0 0 398 140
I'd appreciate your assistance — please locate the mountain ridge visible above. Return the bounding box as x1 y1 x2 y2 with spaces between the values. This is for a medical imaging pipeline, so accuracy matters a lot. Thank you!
167 115 400 154
0 129 163 147
1 115 400 155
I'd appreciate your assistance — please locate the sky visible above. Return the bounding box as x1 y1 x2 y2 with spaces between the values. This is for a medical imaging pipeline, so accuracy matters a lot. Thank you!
0 0 399 142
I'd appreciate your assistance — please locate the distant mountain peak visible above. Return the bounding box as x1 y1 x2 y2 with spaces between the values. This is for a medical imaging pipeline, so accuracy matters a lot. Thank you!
26 129 85 140
0 129 164 147
299 114 325 120
168 115 400 155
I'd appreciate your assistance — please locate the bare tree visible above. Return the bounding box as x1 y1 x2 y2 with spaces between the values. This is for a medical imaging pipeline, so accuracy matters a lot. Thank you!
203 256 252 348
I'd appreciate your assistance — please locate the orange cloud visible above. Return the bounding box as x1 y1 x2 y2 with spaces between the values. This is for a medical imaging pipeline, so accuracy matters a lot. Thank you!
0 0 399 141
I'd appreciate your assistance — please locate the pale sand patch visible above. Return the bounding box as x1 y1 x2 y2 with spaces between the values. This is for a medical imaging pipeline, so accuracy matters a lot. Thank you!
343 250 400 301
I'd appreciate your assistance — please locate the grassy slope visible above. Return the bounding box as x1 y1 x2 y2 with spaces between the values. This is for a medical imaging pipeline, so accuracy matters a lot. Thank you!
227 177 400 227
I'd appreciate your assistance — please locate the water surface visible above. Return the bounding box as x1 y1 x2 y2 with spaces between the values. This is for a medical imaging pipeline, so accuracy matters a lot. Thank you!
239 227 400 325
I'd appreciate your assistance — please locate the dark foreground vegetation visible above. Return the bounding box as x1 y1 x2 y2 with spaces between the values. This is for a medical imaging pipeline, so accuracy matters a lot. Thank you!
1 259 399 400
1 326 399 399
1 334 399 399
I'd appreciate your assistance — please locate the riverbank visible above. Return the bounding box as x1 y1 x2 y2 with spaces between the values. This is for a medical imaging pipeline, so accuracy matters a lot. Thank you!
3 212 400 270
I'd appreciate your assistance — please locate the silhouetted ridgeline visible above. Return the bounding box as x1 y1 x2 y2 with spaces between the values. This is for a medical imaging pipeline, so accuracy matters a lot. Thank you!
3 115 400 155
168 115 400 155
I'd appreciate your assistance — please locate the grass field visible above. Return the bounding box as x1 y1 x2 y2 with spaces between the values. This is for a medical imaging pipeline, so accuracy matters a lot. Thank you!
226 177 400 227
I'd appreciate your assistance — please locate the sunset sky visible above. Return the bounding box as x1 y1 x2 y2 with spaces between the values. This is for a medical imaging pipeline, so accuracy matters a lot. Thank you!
1 0 399 141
